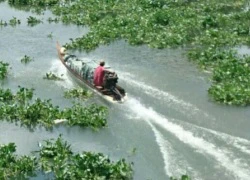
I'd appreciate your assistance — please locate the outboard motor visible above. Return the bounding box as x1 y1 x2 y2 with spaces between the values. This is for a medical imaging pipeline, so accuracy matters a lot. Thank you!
104 72 118 89
104 72 122 100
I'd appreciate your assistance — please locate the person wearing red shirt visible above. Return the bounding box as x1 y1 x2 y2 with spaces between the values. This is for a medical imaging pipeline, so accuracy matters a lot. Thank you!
93 61 106 86
94 61 115 87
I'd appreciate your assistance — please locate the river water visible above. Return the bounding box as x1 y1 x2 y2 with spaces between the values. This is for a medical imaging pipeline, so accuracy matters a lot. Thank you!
1 2 250 180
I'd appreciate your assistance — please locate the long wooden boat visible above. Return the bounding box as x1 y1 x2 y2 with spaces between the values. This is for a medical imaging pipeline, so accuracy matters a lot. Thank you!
56 42 127 103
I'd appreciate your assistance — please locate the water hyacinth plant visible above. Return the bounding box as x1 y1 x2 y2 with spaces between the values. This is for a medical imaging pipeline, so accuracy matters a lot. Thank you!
38 136 133 179
0 143 37 179
170 175 191 180
0 136 134 179
8 0 58 7
64 87 92 99
0 20 7 26
208 54 250 105
20 55 33 64
47 17 59 23
63 103 107 130
0 61 9 80
0 87 108 130
47 0 249 51
9 16 21 26
188 46 250 105
0 88 14 102
7 0 60 15
47 32 53 39
43 72 64 81
187 45 237 70
27 16 42 26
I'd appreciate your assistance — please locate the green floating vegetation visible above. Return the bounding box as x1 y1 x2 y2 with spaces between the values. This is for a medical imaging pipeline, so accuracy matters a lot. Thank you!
9 16 21 26
64 88 92 100
47 17 59 23
8 0 58 7
43 72 64 81
27 16 42 26
170 175 191 180
47 32 53 39
0 136 133 179
44 0 249 51
0 61 9 80
0 143 37 179
0 87 108 130
7 0 60 15
20 55 33 64
209 55 250 105
187 45 236 70
189 46 250 105
64 103 107 130
39 135 133 179
0 17 21 26
0 20 7 26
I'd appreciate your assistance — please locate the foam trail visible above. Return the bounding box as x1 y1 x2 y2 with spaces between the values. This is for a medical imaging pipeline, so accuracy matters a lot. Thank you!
172 120 250 167
175 119 250 156
49 60 74 89
119 72 212 119
120 72 194 108
147 121 200 179
233 142 250 155
192 124 250 156
147 121 172 177
125 98 250 180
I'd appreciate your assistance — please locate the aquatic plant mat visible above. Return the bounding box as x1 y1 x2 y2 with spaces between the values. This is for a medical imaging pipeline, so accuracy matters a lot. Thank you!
0 136 189 179
64 87 92 99
0 61 8 80
0 135 133 179
0 87 107 130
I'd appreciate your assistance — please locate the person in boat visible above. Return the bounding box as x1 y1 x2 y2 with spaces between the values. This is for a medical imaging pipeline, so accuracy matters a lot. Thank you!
60 47 66 56
93 61 115 88
59 46 76 62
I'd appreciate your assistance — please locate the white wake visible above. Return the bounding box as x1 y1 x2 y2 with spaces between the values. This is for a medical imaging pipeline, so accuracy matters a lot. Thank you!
49 60 75 89
118 72 213 120
124 98 250 180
